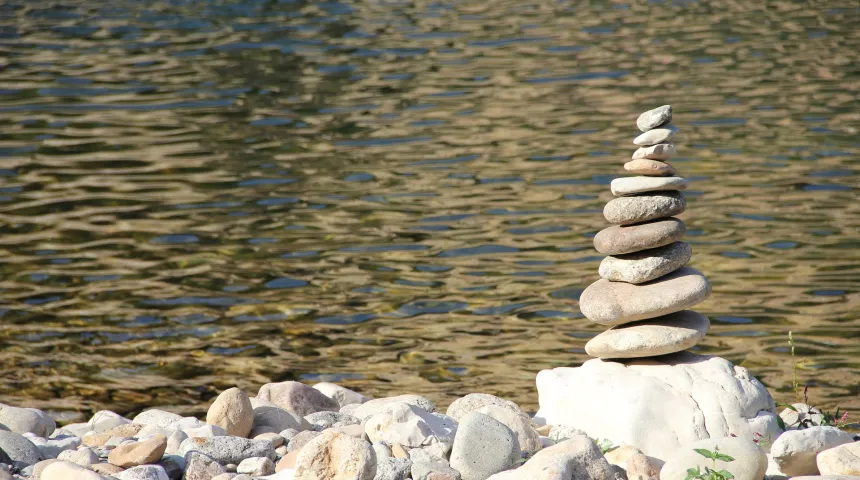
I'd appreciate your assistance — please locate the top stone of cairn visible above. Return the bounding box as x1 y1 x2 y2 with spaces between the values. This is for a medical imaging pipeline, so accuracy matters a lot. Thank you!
636 104 672 132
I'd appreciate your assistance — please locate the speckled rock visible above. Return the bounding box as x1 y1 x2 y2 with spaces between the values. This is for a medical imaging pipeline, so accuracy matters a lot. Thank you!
611 176 688 196
132 410 183 428
237 456 275 476
485 435 618 480
632 143 676 160
294 431 376 480
375 457 413 480
353 395 437 420
183 451 226 480
58 447 100 466
634 125 678 146
475 405 541 455
257 382 340 417
585 310 709 359
207 388 254 438
449 413 520 480
313 383 369 407
598 241 692 284
580 267 711 325
116 465 170 480
412 458 461 480
594 218 686 255
287 431 322 453
771 427 854 476
624 158 677 176
636 105 672 132
445 393 523 423
0 430 44 465
178 436 276 465
660 437 767 480
817 441 860 475
604 192 685 225
364 402 457 459
0 404 53 437
304 412 360 431
548 425 588 444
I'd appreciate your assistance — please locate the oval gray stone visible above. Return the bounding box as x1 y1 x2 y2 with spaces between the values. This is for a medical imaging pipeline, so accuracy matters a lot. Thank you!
598 241 691 284
449 413 520 480
579 267 711 326
584 310 709 358
610 176 688 196
594 218 685 255
636 105 672 132
634 125 678 146
624 159 676 177
603 192 685 225
632 143 675 160
0 430 44 466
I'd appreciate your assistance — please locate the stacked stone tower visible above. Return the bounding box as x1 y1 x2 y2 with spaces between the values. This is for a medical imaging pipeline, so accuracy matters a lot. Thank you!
579 105 712 358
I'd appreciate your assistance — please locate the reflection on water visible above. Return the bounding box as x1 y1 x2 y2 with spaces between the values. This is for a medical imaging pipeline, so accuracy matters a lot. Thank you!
0 0 857 421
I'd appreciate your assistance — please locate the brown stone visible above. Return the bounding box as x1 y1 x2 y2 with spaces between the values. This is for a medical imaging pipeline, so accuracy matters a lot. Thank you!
277 450 300 472
101 424 144 438
624 159 676 176
593 218 686 255
81 433 112 447
584 311 710 359
603 192 685 225
90 463 125 475
206 387 254 438
107 435 167 468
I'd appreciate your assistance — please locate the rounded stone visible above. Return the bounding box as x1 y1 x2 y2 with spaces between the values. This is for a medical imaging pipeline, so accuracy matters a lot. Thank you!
660 436 767 480
818 442 860 475
634 125 678 146
594 218 686 255
611 176 688 196
107 435 167 468
636 105 672 132
632 143 676 160
445 393 524 423
40 461 105 480
475 405 541 454
294 431 376 480
584 310 710 359
449 412 520 480
0 430 44 465
598 241 692 284
579 267 711 326
771 426 855 476
206 387 254 438
624 159 676 176
604 192 685 225
257 381 339 417
353 395 437 420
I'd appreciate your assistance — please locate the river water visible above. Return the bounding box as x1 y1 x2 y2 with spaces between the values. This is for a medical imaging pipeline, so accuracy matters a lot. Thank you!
0 0 857 421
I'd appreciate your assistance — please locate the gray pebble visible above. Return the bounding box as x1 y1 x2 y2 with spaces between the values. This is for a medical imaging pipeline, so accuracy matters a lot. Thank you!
636 105 672 132
449 413 520 480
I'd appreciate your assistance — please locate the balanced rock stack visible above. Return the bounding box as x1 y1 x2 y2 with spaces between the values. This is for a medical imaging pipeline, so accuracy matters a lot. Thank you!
580 105 712 359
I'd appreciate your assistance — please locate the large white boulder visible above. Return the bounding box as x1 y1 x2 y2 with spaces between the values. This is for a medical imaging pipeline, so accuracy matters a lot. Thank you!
534 352 779 461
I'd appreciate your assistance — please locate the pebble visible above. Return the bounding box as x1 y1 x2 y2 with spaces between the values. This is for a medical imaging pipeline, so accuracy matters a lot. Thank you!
116 465 170 480
631 143 676 160
58 447 100 466
771 426 855 476
31 459 62 478
294 431 376 480
0 404 53 437
660 437 766 480
178 436 276 465
91 462 125 475
165 430 187 456
780 403 825 429
375 457 413 480
253 406 310 435
445 393 524 423
108 435 167 468
287 431 321 453
103 423 144 438
276 449 299 471
584 310 710 358
580 267 711 325
624 158 676 176
485 435 616 480
0 430 44 465
449 413 520 480
610 176 688 196
373 443 392 460
40 460 105 480
304 411 360 430
257 381 340 416
157 457 182 480
133 410 183 428
237 456 275 476
254 432 284 447
88 411 131 433
603 191 685 225
312 383 369 408
634 125 678 146
626 452 662 479
24 432 80 458
183 451 226 480
207 388 254 438
598 241 691 284
817 441 860 475
340 404 361 416
412 459 461 480
364 403 456 459
353 395 437 420
547 425 587 444
594 217 686 255
636 105 672 132
475 405 541 455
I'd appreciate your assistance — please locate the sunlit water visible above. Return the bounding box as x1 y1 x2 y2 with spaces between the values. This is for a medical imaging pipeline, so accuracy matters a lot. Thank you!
0 0 857 422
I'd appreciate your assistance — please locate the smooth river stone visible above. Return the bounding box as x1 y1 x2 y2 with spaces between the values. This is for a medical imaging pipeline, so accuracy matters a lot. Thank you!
585 310 709 358
594 218 686 255
636 105 672 132
633 125 677 146
598 241 691 284
610 176 688 196
624 159 676 177
603 192 685 225
631 143 676 160
579 267 711 326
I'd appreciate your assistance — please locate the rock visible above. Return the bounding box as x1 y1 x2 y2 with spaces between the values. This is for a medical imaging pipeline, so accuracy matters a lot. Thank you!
280 429 301 442
132 410 183 428
254 406 310 434
254 432 285 447
340 404 361 416
278 450 300 471
24 432 81 458
294 431 376 480
634 125 678 146
237 456 275 476
627 453 662 479
157 457 182 480
108 435 167 467
56 423 91 438
548 425 588 443
81 433 112 447
449 413 520 480
40 461 105 480
598 241 692 284
624 159 677 176
475 405 541 454
580 267 711 326
165 430 187 456
116 465 170 480
611 176 688 197
660 437 766 480
183 451 226 480
603 191 686 225
391 442 409 458
91 462 125 476
0 430 44 465
780 404 826 430
89 411 132 433
770 426 854 476
817 441 860 475
178 436 276 465
534 352 779 461
329 424 366 439
28 409 56 438
374 457 412 480
103 424 144 438
207 388 254 438
364 403 457 458
445 393 523 423
313 383 369 407
412 458 461 480
287 431 322 453
257 382 340 416
57 447 100 466
594 218 686 256
632 143 676 160
485 435 617 480
584 310 710 359
353 396 437 420
0 404 53 437
32 458 62 478
636 105 672 132
603 445 642 467
304 412 360 431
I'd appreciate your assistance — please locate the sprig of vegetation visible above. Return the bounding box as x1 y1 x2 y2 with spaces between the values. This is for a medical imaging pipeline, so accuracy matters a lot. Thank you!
685 446 735 480
596 438 617 455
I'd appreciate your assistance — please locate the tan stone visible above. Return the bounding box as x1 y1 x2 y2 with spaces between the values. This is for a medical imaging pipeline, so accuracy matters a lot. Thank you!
603 192 685 225
624 159 676 176
294 431 376 480
40 461 105 480
594 218 686 255
585 311 710 359
626 452 662 480
206 387 254 438
604 445 642 467
101 424 143 438
391 442 409 458
90 463 125 475
599 241 691 284
277 449 300 472
107 435 167 468
634 125 677 146
631 143 675 160
817 441 860 475
81 433 112 447
610 176 688 196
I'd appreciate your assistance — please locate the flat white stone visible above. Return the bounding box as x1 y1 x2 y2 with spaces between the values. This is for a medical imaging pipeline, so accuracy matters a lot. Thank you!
598 241 691 284
771 426 854 476
603 192 686 225
632 143 676 160
584 310 709 359
636 105 672 132
634 125 678 146
611 176 688 196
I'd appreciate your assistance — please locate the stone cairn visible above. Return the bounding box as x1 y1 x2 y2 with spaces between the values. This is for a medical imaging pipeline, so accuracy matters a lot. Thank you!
579 105 712 359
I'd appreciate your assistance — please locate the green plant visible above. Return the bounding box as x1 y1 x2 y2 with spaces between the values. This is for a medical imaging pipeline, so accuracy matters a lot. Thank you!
596 438 617 455
684 446 735 480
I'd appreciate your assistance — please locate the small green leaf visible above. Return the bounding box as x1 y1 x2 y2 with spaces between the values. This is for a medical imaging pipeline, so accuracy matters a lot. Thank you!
694 448 716 460
714 453 736 462
785 404 798 412
717 470 735 480
776 415 786 431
